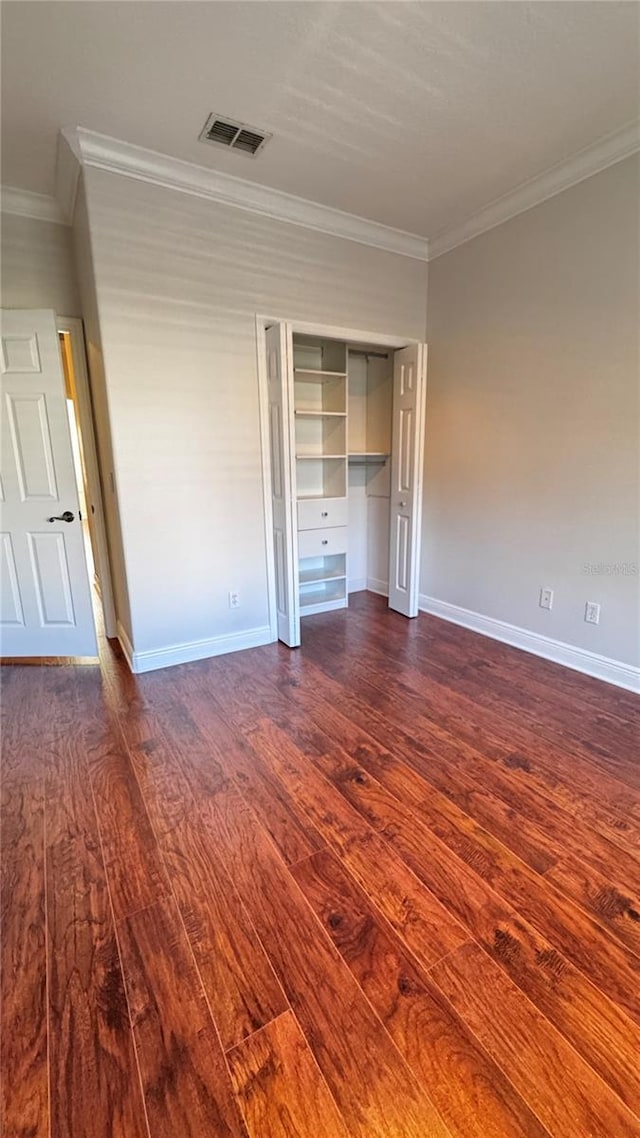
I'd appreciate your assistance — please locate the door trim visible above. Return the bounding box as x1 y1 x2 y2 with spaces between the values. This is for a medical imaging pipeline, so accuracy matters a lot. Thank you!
255 314 422 642
57 316 116 638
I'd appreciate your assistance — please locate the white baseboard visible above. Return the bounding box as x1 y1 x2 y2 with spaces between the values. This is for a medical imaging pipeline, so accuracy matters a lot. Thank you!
367 577 389 597
418 596 640 694
348 577 367 593
117 622 273 675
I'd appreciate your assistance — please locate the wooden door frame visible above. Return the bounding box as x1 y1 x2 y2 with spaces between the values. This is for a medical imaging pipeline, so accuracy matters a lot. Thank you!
57 316 117 638
255 314 420 642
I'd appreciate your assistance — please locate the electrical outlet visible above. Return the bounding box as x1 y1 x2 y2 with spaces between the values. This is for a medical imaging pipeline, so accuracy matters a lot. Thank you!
539 587 553 611
228 591 240 609
585 601 600 625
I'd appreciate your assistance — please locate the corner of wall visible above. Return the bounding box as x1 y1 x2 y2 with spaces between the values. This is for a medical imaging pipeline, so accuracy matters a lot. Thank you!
70 174 135 648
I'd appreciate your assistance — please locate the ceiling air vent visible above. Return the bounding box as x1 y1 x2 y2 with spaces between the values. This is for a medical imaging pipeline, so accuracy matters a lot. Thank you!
199 113 271 157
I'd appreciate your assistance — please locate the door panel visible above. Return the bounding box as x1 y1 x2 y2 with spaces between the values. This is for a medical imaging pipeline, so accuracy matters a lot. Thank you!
270 404 283 499
0 533 23 624
388 343 427 618
0 309 97 656
266 323 300 647
27 532 76 625
398 405 413 492
1 332 41 372
394 513 410 594
6 392 59 498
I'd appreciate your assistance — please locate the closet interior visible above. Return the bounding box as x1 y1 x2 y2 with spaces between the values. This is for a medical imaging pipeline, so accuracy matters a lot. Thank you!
292 334 394 618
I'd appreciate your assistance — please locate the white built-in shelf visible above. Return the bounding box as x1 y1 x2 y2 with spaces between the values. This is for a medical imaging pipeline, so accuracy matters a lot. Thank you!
297 492 339 501
299 567 347 586
348 452 389 464
299 596 347 615
294 410 347 418
299 581 347 611
296 453 347 460
294 368 348 380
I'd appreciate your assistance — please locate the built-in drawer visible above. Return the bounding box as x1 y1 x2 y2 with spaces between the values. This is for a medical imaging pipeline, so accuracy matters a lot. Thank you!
298 526 348 561
297 497 348 531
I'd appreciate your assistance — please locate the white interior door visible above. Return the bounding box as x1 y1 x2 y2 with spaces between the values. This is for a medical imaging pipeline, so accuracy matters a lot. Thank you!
1 309 97 656
266 322 300 647
388 342 428 618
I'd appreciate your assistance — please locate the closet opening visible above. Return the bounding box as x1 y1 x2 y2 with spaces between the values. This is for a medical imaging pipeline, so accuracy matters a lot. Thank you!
258 318 427 648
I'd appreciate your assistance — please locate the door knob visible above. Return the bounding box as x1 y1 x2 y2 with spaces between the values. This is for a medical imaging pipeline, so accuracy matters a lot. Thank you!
47 510 75 523
399 501 407 508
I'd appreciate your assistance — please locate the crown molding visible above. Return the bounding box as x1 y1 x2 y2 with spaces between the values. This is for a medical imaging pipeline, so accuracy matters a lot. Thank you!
61 127 430 262
9 119 638 258
429 120 640 260
0 185 66 225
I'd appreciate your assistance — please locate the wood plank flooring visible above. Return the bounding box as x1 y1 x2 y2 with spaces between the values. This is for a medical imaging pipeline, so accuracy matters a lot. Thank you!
1 591 639 1137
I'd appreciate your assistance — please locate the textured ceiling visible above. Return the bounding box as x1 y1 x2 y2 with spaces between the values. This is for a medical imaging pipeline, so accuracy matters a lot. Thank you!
1 1 638 237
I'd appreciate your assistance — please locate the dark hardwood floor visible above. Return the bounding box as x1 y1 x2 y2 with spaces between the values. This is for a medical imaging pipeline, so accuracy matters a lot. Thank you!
2 591 639 1137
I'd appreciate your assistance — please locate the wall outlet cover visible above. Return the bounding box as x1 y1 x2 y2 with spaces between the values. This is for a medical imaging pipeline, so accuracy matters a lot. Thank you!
539 587 554 611
585 601 600 625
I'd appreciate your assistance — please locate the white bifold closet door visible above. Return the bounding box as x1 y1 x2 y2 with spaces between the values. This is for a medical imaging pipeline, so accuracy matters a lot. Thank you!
265 322 300 647
388 342 428 618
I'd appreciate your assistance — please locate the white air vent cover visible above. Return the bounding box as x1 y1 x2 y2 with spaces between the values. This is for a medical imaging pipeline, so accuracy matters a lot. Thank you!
199 113 271 157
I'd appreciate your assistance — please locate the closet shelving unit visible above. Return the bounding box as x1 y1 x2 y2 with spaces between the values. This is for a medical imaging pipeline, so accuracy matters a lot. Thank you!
293 337 349 615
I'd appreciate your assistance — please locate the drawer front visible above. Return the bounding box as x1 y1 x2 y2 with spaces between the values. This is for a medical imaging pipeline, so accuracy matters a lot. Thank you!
298 526 347 561
298 497 348 531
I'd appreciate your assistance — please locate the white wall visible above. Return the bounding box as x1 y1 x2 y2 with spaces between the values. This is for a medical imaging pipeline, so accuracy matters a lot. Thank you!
81 167 428 658
423 155 639 667
1 211 80 314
